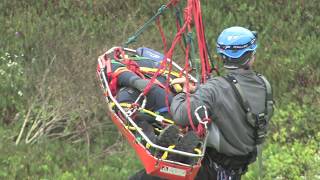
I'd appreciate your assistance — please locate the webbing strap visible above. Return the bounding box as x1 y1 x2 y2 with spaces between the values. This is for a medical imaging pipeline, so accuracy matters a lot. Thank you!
257 74 272 101
256 74 274 120
224 74 273 145
161 145 176 160
139 67 180 77
110 102 175 124
223 75 255 127
109 67 131 95
225 75 251 112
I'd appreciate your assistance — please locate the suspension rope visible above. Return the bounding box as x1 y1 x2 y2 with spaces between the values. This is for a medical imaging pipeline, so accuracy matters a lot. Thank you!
123 0 181 47
123 5 167 47
174 6 188 57
120 0 217 137
192 0 211 82
134 0 214 137
156 18 168 53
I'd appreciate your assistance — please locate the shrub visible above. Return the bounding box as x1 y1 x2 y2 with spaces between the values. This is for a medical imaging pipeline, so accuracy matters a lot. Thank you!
0 50 26 124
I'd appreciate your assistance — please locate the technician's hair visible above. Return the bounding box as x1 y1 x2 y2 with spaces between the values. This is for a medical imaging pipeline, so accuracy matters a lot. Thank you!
222 51 254 69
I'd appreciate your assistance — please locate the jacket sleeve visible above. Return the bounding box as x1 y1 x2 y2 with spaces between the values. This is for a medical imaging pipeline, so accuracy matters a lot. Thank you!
170 79 218 126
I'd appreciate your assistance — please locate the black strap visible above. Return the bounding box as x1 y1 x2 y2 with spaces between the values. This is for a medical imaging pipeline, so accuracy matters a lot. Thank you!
223 75 255 127
256 74 274 119
223 74 273 144
256 74 272 101
224 75 250 112
206 147 256 171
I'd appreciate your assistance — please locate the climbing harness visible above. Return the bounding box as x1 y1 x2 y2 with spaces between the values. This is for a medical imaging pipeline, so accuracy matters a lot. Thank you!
223 74 273 145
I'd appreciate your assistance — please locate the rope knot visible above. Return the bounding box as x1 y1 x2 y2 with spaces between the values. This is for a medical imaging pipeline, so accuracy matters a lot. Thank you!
113 48 122 60
131 103 140 109
197 124 206 137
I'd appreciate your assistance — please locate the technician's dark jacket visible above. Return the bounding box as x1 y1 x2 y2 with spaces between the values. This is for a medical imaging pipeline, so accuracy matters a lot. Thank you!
170 69 273 156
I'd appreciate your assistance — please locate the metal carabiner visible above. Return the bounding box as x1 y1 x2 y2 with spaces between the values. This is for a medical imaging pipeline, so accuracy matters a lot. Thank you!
194 105 209 129
134 93 147 110
126 93 147 117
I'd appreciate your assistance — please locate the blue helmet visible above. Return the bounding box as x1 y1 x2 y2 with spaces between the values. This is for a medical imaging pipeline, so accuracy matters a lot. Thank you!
216 26 257 62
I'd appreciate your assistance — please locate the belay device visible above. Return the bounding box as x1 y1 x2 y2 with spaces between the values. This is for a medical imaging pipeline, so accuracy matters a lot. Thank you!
96 1 218 179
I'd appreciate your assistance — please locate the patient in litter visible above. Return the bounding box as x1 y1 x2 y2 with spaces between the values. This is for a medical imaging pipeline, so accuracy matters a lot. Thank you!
105 48 200 163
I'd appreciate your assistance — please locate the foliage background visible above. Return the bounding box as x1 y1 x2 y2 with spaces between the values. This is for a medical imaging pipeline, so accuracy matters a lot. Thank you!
0 0 319 179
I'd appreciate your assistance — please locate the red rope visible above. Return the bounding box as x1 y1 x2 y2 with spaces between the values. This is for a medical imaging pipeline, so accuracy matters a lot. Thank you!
183 0 198 132
141 0 211 93
197 118 211 137
192 0 211 83
184 38 197 132
142 19 190 96
139 0 212 136
181 0 213 136
156 18 167 53
174 10 186 54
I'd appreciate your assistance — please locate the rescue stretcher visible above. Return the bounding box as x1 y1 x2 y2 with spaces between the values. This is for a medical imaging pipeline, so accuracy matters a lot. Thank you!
96 47 209 180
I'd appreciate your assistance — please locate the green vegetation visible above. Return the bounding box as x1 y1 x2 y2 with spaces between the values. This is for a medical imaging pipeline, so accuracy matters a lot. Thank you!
1 0 319 179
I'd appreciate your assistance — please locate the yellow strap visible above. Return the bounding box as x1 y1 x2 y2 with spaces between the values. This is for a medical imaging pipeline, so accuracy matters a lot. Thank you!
161 147 201 160
194 148 202 155
154 128 162 133
139 67 180 77
139 67 183 92
125 125 141 131
171 83 183 93
112 67 132 78
161 145 176 160
140 109 174 124
110 102 175 124
110 102 132 109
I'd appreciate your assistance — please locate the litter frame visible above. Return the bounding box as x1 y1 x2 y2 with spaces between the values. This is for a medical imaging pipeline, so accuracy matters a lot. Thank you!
96 47 209 180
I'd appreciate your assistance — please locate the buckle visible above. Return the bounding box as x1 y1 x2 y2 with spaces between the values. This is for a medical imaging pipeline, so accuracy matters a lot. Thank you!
256 131 266 138
230 167 246 175
256 113 267 129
